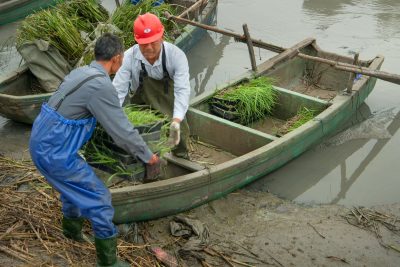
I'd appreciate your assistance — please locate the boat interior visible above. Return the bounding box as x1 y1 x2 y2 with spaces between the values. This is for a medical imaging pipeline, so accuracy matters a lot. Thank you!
0 70 45 96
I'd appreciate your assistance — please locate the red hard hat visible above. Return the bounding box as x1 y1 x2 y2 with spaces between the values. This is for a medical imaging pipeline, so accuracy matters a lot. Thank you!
133 13 164 44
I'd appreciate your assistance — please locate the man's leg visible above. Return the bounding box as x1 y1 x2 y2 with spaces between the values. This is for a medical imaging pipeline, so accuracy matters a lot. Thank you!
173 118 190 159
39 156 128 266
60 195 85 241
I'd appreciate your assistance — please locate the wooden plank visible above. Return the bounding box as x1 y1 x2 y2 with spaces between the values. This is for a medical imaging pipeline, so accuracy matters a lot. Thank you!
164 153 205 171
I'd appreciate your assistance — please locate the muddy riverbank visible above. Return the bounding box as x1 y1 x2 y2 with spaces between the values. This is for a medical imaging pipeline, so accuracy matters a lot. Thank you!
1 166 399 266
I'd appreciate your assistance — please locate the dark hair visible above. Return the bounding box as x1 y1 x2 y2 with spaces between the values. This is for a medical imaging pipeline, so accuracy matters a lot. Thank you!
94 33 124 61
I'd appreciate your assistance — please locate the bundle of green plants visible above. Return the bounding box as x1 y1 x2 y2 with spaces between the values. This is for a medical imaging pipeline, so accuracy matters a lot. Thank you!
111 0 182 47
83 139 145 185
58 0 109 32
212 77 277 125
124 104 172 156
287 107 317 132
16 0 109 62
16 8 85 62
124 104 167 126
83 105 171 180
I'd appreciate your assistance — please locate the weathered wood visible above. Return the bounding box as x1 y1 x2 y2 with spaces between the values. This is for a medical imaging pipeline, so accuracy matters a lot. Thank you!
242 24 257 71
165 11 286 53
166 12 400 85
178 0 208 19
164 153 205 172
346 53 359 94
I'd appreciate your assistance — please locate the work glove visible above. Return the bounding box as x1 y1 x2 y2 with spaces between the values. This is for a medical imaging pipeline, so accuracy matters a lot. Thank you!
168 121 181 147
144 154 161 183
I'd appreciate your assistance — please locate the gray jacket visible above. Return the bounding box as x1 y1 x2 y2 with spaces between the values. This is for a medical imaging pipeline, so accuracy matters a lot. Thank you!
48 61 153 163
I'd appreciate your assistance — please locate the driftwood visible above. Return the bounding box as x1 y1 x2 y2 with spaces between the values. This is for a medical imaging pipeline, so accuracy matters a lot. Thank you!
165 12 400 85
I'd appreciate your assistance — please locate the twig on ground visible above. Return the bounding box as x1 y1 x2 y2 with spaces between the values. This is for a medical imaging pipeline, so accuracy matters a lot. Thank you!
307 222 326 239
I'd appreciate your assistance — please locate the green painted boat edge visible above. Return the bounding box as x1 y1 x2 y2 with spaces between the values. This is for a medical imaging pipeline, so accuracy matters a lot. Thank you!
0 0 60 25
0 0 218 124
110 39 384 223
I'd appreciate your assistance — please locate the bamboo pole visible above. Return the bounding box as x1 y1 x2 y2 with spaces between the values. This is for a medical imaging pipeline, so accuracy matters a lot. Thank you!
165 12 400 85
242 24 257 71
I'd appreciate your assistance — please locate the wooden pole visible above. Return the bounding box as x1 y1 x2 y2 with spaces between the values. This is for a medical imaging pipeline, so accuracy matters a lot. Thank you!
115 0 120 7
346 53 359 94
165 12 400 85
178 0 208 19
242 24 257 71
164 11 285 53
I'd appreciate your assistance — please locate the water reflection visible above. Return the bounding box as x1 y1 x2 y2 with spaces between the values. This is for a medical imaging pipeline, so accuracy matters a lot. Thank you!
330 108 400 204
302 0 353 17
247 104 400 206
189 33 230 97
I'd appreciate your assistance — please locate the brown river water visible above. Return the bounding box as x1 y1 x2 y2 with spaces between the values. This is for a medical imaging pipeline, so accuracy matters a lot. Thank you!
0 0 399 207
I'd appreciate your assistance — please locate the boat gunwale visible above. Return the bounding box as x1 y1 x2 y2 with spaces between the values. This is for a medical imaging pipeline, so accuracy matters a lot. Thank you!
111 39 384 206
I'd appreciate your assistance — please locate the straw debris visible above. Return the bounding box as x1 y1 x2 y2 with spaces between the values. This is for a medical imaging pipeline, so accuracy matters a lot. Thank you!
0 155 168 266
343 207 400 253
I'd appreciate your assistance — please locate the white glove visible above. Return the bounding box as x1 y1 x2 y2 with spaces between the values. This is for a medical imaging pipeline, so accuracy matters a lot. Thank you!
168 121 181 146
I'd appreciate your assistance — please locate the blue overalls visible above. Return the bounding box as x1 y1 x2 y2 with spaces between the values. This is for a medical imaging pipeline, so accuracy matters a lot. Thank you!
29 75 118 239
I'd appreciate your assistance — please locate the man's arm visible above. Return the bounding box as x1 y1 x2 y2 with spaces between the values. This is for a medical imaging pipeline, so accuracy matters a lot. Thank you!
87 79 153 163
113 48 134 106
171 48 191 121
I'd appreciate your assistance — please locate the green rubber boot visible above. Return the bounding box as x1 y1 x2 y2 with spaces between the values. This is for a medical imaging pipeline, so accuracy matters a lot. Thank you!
62 216 85 242
95 236 130 267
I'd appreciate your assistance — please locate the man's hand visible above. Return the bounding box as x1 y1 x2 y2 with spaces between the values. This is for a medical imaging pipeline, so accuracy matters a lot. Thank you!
144 154 161 182
168 118 181 146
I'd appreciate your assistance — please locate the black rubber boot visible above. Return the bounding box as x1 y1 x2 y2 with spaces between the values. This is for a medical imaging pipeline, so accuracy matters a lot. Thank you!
62 216 85 242
95 236 130 267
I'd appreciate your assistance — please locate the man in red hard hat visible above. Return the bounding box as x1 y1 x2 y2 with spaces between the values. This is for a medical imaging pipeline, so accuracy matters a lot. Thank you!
113 13 191 159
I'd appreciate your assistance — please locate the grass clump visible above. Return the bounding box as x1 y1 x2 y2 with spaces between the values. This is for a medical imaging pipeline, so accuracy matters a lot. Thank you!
59 0 109 32
212 77 277 125
111 0 182 47
124 104 167 126
83 105 171 182
283 107 317 133
16 9 85 62
288 107 316 131
16 0 109 63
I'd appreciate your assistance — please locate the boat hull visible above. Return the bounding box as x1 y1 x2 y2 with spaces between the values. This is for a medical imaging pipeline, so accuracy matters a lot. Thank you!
0 0 59 25
110 39 384 223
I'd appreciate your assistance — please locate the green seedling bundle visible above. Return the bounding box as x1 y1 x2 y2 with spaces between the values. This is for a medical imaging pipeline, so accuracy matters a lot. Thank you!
287 107 317 132
83 105 171 182
210 77 277 125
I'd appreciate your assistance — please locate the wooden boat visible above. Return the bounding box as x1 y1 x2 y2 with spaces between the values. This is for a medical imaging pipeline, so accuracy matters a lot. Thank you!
109 38 384 223
0 0 218 124
0 0 59 25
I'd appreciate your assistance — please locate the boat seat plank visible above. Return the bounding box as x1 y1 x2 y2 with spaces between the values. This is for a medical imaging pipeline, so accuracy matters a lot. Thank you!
187 108 277 156
164 153 206 172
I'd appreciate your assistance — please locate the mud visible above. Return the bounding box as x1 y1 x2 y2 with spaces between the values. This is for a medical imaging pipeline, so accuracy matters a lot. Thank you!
147 190 400 266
